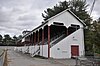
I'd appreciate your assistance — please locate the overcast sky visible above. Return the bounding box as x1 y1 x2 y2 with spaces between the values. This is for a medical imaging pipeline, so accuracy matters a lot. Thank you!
0 0 99 37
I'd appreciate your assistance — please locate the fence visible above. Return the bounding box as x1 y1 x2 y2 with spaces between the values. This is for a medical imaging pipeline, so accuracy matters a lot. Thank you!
0 49 8 66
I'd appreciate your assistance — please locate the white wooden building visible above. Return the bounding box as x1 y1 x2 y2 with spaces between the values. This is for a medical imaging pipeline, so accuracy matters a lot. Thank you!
16 9 86 59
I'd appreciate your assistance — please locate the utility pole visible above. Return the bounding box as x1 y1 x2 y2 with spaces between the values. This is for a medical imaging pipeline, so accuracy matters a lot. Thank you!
90 0 96 16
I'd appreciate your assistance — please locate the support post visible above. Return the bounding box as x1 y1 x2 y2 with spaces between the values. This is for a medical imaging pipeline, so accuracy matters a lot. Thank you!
30 34 32 45
38 31 39 45
38 31 40 55
31 34 33 45
48 26 50 58
32 34 34 45
66 28 68 36
34 33 36 46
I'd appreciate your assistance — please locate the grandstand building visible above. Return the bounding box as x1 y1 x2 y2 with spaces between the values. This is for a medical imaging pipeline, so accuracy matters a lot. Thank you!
17 9 86 59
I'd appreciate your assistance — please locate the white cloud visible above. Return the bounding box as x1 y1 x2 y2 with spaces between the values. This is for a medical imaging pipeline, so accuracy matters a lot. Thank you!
0 0 59 37
91 11 99 20
0 0 99 37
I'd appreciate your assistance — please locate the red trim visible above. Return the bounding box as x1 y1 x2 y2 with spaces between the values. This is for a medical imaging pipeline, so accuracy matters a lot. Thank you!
48 26 50 58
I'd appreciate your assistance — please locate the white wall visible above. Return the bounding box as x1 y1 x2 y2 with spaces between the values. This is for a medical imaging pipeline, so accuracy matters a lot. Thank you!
34 45 40 55
50 28 84 59
21 46 29 53
28 45 48 58
40 45 42 56
48 11 83 28
29 46 35 54
42 45 48 58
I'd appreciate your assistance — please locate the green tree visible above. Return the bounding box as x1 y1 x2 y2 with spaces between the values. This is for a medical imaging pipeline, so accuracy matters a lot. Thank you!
91 18 100 53
69 0 92 26
17 35 22 40
12 35 18 45
0 34 3 44
13 35 18 41
3 34 12 45
0 35 2 40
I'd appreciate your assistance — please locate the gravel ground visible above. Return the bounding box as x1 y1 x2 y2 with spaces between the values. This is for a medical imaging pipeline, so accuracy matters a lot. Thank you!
0 46 77 66
7 49 68 66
